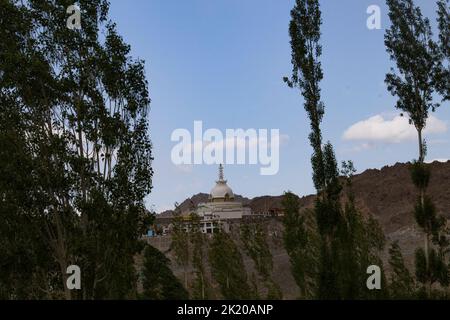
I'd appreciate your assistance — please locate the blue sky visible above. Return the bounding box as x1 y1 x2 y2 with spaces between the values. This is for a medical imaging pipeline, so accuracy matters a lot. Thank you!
108 0 449 212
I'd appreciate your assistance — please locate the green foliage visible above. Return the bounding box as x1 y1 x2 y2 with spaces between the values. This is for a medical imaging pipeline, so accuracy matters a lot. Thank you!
0 0 153 299
338 198 387 299
409 161 448 295
241 221 282 299
208 229 251 299
284 0 325 193
385 0 442 161
385 0 449 298
415 247 449 287
249 273 260 300
189 213 210 300
414 196 440 233
410 161 431 190
284 0 343 299
170 205 190 290
282 192 319 299
141 245 188 300
435 0 449 101
265 279 283 300
283 171 387 300
388 241 416 299
341 162 388 299
241 222 272 279
284 0 386 300
408 161 449 297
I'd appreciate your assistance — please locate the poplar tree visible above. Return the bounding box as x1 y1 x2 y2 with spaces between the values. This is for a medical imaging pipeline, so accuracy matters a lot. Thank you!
435 0 449 101
284 0 342 299
282 192 319 299
385 0 449 296
190 212 210 299
170 203 190 291
284 0 386 299
385 0 442 163
339 161 387 299
141 245 188 300
209 228 251 299
388 241 416 299
241 221 282 299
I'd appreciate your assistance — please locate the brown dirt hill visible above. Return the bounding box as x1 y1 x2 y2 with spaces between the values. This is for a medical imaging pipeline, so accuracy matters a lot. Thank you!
247 161 450 266
249 161 450 225
352 161 450 231
349 161 450 265
248 194 316 213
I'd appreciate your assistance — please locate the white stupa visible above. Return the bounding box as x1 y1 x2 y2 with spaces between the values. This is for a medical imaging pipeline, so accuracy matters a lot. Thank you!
195 164 251 233
209 164 234 202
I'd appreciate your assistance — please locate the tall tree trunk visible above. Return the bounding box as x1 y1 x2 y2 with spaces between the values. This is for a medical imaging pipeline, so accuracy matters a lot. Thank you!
418 128 424 163
425 233 431 296
54 212 71 300
58 257 71 300
418 128 431 296
201 273 205 299
184 266 188 290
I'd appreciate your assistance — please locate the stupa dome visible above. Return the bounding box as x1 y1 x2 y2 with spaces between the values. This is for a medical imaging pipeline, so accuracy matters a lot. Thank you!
209 164 234 201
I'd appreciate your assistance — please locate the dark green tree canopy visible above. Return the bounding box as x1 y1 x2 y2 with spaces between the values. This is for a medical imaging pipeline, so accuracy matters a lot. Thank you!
141 245 188 300
1 0 153 299
385 0 442 162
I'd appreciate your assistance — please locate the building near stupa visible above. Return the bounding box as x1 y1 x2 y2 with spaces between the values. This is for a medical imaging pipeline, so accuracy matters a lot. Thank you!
194 164 251 233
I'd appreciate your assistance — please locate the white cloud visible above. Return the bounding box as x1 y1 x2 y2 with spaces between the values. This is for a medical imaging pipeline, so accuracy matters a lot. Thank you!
425 158 449 163
343 114 447 143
